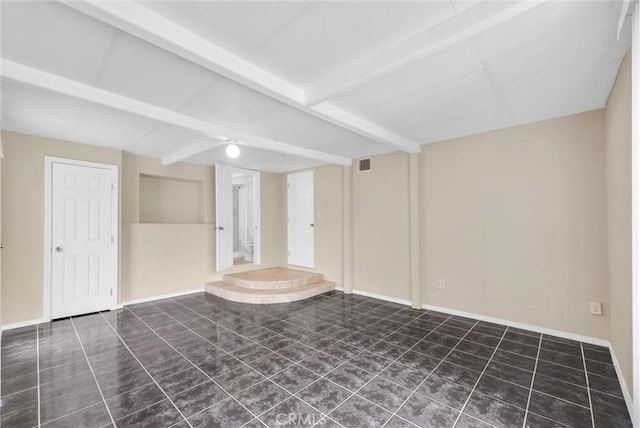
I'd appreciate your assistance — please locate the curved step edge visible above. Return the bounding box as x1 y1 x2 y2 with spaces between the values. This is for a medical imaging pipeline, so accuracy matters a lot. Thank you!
205 280 335 304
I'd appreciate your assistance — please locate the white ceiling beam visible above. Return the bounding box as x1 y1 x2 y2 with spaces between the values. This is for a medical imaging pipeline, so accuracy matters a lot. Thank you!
61 0 305 106
305 1 545 106
162 139 224 165
311 103 420 153
60 0 421 153
618 0 632 41
1 59 352 166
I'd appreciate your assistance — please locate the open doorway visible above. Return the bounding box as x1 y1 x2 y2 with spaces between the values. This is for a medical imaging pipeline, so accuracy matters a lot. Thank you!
215 165 261 271
232 171 257 266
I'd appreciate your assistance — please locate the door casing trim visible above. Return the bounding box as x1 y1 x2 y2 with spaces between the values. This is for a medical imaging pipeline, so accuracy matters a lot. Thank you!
43 156 119 322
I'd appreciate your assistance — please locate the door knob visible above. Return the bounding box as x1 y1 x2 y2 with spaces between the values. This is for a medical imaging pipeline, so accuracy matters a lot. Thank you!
310 224 314 227
55 246 63 253
217 226 224 231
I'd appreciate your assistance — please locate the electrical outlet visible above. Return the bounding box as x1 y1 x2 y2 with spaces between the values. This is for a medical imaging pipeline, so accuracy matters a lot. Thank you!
590 302 602 316
436 280 446 290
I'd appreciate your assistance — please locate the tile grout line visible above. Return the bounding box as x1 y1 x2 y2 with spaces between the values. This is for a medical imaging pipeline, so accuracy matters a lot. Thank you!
41 347 216 424
302 313 457 428
284 309 614 380
121 307 270 428
580 343 596 428
146 302 315 426
36 325 41 428
187 304 603 406
97 312 197 428
21 294 623 428
167 297 445 428
154 294 612 428
69 317 117 428
380 320 480 428
450 327 510 427
194 294 621 426
164 299 427 428
158 294 609 428
36 395 157 428
309 313 458 428
521 333 543 428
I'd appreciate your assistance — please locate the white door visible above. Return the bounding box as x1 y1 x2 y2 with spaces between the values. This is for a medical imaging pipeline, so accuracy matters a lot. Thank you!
288 171 314 268
216 164 233 271
51 162 115 318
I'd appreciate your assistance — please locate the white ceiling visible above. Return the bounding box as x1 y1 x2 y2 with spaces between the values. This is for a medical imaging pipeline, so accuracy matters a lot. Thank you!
0 1 632 173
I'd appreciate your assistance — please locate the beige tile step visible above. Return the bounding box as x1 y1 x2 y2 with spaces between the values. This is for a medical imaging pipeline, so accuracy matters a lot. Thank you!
223 267 323 290
205 280 335 304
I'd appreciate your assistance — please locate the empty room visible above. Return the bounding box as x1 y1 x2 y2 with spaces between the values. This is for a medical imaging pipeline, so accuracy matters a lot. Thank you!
0 1 638 427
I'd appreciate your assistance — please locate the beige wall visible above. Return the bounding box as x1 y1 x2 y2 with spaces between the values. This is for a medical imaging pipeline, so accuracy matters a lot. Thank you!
123 224 215 301
313 165 345 285
257 172 286 270
0 139 287 320
1 132 123 325
121 155 285 302
421 110 610 339
120 153 216 302
353 152 412 301
139 175 203 224
605 52 632 395
122 152 214 224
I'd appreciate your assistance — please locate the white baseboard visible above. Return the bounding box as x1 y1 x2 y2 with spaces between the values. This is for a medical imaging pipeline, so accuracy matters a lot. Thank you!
351 289 412 306
421 303 609 347
121 288 204 306
421 303 634 418
2 318 46 331
334 286 344 292
609 345 634 418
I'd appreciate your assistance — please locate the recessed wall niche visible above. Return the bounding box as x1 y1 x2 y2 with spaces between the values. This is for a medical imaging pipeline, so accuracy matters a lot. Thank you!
139 174 204 224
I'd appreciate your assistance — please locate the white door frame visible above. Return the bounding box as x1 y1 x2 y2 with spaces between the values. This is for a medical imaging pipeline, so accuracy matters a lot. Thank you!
215 164 233 271
231 167 261 266
216 165 261 270
247 169 262 265
632 6 640 425
43 156 119 322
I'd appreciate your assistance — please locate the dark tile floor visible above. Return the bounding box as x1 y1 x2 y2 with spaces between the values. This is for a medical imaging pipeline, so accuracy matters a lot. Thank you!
0 291 632 428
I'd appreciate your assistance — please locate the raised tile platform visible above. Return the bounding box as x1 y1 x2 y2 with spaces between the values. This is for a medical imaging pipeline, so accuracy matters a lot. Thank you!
205 267 335 303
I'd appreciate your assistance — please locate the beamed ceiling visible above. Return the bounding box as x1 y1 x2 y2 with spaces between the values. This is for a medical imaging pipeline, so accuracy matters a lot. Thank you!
0 1 632 172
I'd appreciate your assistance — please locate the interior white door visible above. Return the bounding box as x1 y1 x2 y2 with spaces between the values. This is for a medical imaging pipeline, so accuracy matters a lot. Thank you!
288 170 314 268
216 164 234 271
51 162 114 319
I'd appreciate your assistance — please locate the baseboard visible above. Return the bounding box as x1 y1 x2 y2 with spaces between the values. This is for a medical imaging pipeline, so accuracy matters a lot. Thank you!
419 302 633 415
352 289 412 306
421 303 609 347
121 288 204 306
1 318 46 331
609 344 634 418
334 286 344 292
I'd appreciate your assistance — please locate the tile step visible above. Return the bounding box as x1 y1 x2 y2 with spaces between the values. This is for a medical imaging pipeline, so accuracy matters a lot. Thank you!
205 280 335 304
222 267 323 290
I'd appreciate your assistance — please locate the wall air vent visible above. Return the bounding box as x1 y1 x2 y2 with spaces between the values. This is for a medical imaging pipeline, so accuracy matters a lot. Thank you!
358 157 372 173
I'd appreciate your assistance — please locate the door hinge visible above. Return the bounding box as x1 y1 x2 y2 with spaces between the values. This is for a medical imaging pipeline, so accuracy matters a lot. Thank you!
288 251 290 256
111 183 114 191
111 236 114 243
110 289 113 296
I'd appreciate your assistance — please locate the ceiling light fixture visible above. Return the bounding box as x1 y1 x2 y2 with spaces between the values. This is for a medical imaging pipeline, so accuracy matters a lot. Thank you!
225 141 240 159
